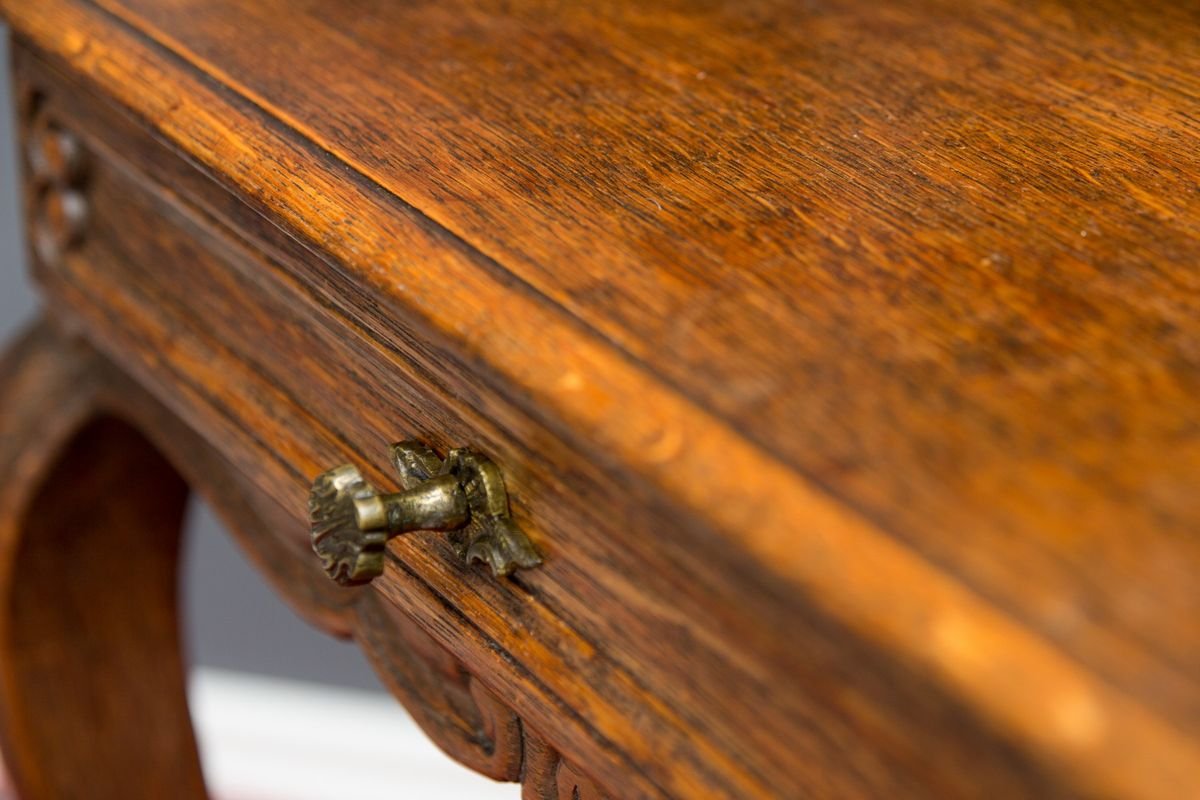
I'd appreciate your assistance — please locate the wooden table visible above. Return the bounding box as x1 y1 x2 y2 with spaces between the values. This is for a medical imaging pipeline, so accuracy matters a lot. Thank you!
0 1 1197 797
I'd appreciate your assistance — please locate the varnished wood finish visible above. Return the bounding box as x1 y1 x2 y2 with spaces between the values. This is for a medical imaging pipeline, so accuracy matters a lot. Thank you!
1 0 1198 797
12 46 1074 799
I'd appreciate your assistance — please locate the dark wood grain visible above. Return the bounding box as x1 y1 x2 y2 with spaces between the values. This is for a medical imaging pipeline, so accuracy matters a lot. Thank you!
1 0 1199 797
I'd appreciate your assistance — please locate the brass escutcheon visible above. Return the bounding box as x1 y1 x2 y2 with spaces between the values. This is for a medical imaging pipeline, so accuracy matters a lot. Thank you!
309 441 541 586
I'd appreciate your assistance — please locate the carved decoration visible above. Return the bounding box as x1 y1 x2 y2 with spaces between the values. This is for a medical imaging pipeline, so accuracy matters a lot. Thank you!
21 91 90 267
523 730 610 800
354 593 609 798
356 594 525 781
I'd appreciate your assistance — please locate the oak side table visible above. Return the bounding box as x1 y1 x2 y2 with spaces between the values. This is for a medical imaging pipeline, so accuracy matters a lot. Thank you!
0 1 1197 798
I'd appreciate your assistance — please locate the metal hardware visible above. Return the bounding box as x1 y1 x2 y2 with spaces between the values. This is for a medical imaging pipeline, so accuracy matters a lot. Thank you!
309 441 541 585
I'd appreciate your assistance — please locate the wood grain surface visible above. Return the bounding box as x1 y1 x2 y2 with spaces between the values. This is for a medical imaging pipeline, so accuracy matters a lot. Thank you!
0 325 206 800
19 51 926 800
1 0 1198 797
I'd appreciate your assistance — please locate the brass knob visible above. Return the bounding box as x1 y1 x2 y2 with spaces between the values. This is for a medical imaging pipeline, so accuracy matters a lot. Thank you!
309 441 541 586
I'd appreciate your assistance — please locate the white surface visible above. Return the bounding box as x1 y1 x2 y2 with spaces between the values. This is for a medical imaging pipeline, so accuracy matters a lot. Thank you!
189 668 520 800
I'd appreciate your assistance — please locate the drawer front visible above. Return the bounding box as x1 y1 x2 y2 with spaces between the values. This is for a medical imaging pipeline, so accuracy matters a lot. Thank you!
14 44 1070 800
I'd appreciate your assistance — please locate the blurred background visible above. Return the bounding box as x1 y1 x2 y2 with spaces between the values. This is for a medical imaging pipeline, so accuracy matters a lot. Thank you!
0 25 515 799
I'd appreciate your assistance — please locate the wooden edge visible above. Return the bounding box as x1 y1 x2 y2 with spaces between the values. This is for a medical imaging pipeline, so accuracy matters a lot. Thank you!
2 4 1198 796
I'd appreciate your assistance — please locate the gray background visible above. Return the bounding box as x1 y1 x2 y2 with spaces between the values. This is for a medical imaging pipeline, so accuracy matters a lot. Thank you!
0 25 382 692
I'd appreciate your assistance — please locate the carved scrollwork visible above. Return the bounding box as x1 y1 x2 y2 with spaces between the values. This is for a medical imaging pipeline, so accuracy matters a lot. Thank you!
354 593 609 799
523 730 611 800
21 91 90 267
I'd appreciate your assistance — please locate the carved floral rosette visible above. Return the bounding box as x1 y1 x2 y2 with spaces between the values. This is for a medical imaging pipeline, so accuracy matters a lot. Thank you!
20 86 90 267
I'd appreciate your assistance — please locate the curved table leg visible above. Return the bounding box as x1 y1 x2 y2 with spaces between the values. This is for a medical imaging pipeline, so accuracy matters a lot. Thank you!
0 321 205 799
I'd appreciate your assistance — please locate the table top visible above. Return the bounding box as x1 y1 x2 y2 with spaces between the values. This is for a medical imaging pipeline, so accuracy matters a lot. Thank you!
97 0 1200 686
87 0 1200 537
5 1 1199 795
